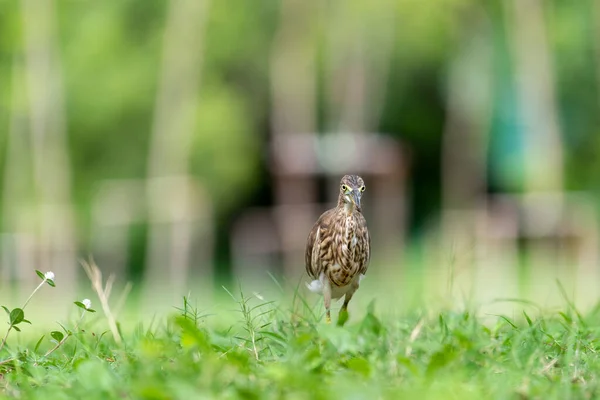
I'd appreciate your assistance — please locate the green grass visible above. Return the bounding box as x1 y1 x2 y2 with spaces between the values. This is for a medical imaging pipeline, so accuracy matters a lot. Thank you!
2 275 600 400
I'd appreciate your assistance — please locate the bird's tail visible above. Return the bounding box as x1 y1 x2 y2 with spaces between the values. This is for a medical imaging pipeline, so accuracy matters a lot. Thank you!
306 279 323 294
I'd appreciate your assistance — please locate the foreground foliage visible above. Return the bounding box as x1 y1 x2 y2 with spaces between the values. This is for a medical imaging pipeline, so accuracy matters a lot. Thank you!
2 284 600 400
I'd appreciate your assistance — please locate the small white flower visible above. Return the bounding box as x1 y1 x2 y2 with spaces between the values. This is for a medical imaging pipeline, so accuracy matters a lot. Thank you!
44 271 55 281
82 299 92 309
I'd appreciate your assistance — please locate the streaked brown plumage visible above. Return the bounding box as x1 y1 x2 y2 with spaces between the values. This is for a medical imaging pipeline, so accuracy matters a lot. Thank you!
305 174 370 324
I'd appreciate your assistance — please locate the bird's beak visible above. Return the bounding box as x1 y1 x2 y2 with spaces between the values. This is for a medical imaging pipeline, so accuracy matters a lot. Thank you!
351 190 361 211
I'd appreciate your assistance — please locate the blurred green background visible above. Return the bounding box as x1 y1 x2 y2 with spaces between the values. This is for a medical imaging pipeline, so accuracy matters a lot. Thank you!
1 0 600 316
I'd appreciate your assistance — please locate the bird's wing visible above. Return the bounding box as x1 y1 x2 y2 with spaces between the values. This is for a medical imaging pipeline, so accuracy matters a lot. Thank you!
359 214 370 275
305 209 334 279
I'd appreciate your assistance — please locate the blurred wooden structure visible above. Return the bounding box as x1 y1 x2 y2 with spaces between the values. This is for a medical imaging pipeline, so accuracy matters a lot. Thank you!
483 193 599 302
230 0 403 291
231 132 408 289
436 192 600 310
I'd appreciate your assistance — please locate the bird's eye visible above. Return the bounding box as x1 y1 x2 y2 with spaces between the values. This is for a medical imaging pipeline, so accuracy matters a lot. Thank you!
341 184 348 192
360 186 365 192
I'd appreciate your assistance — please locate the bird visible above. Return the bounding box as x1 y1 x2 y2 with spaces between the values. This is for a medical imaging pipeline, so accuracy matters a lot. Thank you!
305 174 370 324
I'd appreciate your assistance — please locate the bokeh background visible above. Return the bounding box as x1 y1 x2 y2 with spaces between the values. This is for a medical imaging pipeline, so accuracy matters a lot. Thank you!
1 0 600 319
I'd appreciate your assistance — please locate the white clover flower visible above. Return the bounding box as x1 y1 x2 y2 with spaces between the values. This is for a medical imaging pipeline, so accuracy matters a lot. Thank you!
82 299 92 310
44 271 55 281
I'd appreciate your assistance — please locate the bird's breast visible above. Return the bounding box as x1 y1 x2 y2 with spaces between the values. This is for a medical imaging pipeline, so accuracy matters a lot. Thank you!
337 222 362 267
323 212 366 286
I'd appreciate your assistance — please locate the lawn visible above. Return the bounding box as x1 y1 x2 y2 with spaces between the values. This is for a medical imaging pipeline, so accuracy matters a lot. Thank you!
1 266 599 399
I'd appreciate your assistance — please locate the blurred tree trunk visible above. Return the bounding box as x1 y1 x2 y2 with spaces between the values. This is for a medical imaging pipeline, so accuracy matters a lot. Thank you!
441 9 492 213
1 0 77 303
269 0 320 278
144 0 213 308
324 0 394 135
593 1 600 111
2 59 34 297
323 0 401 262
439 5 495 306
505 0 567 303
506 0 564 195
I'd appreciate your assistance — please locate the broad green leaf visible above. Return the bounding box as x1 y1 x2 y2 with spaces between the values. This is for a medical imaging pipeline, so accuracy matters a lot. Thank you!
360 300 383 336
174 316 211 352
346 357 371 377
9 308 24 325
51 331 64 342
74 302 95 312
426 344 457 376
337 309 349 327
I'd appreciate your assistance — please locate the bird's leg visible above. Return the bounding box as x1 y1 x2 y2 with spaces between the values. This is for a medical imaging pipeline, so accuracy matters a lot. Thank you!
322 278 332 324
337 284 358 326
341 283 359 313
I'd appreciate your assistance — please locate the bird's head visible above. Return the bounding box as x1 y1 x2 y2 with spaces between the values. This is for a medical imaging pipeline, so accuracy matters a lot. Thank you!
338 174 365 213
